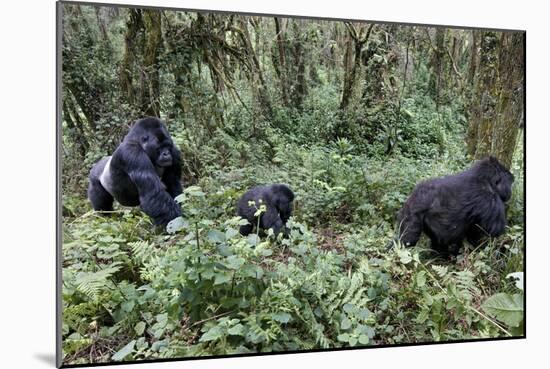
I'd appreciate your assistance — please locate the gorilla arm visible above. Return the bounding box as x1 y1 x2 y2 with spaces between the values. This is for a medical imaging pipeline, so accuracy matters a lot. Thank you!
123 147 182 226
161 146 183 198
260 206 285 236
474 196 507 237
397 182 435 247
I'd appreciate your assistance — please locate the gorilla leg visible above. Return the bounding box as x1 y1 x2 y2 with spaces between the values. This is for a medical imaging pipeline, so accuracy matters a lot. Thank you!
88 180 114 211
239 223 254 236
425 225 462 257
260 207 285 236
88 157 114 211
466 225 488 248
447 241 463 256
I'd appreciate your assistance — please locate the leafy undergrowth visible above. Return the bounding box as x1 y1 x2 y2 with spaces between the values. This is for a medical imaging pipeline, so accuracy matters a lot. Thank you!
61 150 524 365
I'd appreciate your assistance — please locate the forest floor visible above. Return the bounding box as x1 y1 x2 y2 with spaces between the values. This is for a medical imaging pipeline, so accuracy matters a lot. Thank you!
61 142 525 365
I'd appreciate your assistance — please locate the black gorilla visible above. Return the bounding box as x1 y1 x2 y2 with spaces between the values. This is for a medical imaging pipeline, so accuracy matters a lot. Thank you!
396 156 514 256
88 117 183 226
237 184 295 236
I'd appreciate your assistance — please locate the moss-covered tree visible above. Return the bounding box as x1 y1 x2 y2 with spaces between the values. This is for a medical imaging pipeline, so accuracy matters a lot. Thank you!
466 32 524 168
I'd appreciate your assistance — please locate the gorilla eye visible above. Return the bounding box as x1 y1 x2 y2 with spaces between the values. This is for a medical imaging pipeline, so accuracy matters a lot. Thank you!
141 135 149 143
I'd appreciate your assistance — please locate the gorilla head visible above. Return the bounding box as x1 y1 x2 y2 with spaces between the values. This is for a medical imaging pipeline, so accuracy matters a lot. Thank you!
475 156 514 202
132 118 175 169
396 156 514 257
88 117 183 227
237 184 295 237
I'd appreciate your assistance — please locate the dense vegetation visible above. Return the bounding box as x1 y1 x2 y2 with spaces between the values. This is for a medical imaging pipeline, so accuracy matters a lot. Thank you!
60 4 525 365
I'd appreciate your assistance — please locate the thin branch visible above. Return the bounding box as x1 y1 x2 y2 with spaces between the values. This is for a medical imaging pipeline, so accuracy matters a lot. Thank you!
446 46 464 86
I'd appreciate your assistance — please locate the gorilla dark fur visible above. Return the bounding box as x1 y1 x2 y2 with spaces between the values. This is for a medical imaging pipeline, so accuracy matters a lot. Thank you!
397 156 514 256
88 117 183 226
237 184 295 237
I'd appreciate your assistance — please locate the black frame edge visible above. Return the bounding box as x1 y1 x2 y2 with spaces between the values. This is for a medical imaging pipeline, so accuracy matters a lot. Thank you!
56 1 64 368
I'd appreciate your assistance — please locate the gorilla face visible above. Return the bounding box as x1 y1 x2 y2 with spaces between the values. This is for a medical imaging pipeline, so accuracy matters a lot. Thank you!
138 122 175 168
488 156 514 202
155 145 174 167
495 171 514 202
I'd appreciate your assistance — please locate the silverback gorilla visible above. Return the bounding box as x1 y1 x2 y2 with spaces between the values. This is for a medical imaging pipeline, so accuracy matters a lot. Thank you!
237 184 295 237
397 156 514 256
88 117 183 226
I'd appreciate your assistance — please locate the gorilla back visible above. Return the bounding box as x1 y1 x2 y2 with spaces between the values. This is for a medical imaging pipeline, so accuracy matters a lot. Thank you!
88 117 183 226
396 156 514 256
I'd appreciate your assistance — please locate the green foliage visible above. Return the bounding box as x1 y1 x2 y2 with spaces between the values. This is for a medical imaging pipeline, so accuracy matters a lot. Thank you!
62 157 524 363
60 5 525 365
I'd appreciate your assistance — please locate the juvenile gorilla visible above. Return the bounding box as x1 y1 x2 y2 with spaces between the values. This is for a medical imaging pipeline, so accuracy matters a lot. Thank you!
397 156 514 256
237 184 295 236
88 117 183 226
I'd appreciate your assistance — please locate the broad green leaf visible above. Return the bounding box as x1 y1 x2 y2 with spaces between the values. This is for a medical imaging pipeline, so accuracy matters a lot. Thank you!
199 327 222 342
416 271 427 287
341 317 352 330
358 334 369 345
225 228 239 240
184 186 205 197
226 255 245 270
166 217 187 234
337 333 349 342
482 293 524 327
343 303 355 314
272 312 292 323
415 309 429 324
121 300 135 313
214 272 232 285
150 339 168 352
207 230 226 244
228 323 245 336
112 340 136 361
247 234 260 246
135 337 148 350
358 308 371 320
134 321 146 336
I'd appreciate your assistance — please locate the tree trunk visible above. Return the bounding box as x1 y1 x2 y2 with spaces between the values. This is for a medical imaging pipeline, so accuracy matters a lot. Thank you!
466 32 524 169
120 9 141 106
428 28 446 109
291 20 307 110
340 29 355 110
467 30 479 86
239 18 272 117
340 23 374 111
142 10 162 117
273 17 289 106
95 7 110 45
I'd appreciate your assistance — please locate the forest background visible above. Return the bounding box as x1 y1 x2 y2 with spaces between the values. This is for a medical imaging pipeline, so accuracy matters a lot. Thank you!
60 3 524 365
